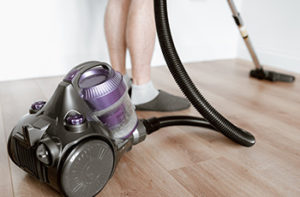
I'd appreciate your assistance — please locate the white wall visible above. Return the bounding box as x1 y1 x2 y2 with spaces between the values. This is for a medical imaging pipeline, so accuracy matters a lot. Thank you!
237 0 300 73
0 0 241 81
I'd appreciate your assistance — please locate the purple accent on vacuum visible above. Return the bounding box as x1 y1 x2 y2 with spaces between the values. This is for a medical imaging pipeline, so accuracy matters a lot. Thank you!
99 104 126 128
79 67 126 110
64 69 80 82
74 63 137 140
31 101 46 111
66 114 85 125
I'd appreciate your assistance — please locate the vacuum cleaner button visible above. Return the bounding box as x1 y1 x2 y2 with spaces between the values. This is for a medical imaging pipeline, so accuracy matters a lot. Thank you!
64 113 88 133
36 143 51 165
66 114 85 126
30 101 46 114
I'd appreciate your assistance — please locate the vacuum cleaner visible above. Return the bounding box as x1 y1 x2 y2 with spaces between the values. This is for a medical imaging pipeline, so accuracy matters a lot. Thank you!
7 0 256 196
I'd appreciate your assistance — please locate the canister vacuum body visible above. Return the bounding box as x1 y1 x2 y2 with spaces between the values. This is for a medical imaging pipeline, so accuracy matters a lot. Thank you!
7 62 147 197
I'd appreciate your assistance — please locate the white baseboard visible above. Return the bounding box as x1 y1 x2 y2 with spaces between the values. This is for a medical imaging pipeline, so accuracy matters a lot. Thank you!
238 48 300 74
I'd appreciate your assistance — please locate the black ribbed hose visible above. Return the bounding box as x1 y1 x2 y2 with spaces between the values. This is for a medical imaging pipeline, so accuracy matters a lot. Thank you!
144 116 218 134
154 0 255 147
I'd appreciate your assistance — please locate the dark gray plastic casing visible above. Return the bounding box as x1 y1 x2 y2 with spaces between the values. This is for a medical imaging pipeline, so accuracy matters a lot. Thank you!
7 62 135 197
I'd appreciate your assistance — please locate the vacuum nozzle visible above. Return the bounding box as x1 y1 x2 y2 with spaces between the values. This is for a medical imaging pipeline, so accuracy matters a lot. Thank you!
250 68 296 83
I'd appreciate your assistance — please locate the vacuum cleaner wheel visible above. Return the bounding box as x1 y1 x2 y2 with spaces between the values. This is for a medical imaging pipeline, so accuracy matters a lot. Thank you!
60 139 114 197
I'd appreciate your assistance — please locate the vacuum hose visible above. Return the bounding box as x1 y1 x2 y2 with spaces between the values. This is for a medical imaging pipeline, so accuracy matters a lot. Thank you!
144 116 218 134
154 0 255 147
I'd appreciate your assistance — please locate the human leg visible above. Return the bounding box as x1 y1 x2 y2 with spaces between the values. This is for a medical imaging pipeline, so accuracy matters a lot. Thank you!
125 0 190 111
104 0 131 75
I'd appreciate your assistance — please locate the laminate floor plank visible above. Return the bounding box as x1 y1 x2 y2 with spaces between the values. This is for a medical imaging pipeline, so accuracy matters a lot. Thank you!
0 105 14 197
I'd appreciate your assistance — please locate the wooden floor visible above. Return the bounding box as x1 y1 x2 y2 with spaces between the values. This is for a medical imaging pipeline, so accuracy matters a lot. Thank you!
0 59 299 197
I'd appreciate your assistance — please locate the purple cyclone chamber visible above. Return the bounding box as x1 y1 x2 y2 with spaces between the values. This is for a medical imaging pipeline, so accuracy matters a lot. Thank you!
65 63 138 139
79 66 126 110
